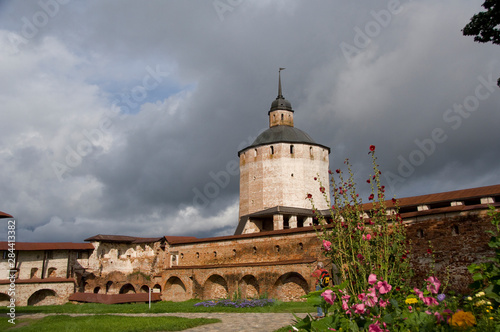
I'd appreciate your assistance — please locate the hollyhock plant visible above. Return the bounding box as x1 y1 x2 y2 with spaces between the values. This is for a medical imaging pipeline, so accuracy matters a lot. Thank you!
321 289 336 305
425 276 441 294
376 281 392 294
323 240 331 251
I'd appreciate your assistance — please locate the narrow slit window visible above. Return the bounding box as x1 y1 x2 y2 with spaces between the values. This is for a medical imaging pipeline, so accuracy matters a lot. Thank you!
270 146 274 155
290 145 294 154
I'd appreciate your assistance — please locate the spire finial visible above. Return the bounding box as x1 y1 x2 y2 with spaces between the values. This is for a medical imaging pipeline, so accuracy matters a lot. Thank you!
278 67 285 99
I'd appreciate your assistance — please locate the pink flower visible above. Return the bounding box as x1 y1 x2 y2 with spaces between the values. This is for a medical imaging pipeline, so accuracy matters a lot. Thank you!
423 296 439 307
376 281 392 294
414 287 424 300
434 311 444 323
368 273 377 285
323 240 331 251
368 324 384 332
321 289 336 305
353 303 366 314
342 299 349 310
362 234 372 241
425 276 441 294
379 299 388 308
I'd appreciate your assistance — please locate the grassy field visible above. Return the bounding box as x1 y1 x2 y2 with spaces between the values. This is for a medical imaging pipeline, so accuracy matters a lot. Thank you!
1 315 220 331
0 299 315 314
0 300 314 331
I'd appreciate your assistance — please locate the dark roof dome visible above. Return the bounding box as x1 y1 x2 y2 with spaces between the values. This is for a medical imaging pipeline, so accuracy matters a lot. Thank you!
252 126 315 146
270 96 293 112
238 125 330 155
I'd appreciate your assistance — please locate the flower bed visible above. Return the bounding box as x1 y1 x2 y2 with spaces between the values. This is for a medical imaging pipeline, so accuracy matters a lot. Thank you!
194 298 275 308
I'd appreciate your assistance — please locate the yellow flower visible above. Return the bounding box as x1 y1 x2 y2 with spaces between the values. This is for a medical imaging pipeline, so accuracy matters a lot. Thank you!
490 317 494 320
450 311 476 329
405 298 418 304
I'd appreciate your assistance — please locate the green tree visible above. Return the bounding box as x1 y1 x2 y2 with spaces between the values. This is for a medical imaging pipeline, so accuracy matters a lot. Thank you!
463 0 500 86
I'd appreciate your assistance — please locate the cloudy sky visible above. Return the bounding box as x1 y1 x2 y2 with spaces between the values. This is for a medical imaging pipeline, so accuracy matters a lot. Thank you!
1 0 499 243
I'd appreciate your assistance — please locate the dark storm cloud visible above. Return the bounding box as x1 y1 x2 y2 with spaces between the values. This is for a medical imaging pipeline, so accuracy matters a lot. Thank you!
0 0 499 242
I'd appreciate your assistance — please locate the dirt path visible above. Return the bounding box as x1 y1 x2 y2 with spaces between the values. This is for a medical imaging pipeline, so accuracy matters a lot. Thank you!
18 312 309 332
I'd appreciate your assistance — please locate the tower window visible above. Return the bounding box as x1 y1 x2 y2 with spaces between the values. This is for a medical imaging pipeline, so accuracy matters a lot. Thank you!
290 145 294 154
275 245 280 253
281 114 284 120
270 146 274 155
253 246 257 254
196 252 200 259
254 149 258 157
214 251 217 258
310 147 313 156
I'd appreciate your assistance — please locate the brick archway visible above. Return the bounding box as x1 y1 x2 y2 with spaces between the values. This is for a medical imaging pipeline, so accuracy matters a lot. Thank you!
0 293 10 306
27 289 57 306
164 276 187 301
240 275 259 299
119 283 136 294
203 274 228 300
273 272 308 302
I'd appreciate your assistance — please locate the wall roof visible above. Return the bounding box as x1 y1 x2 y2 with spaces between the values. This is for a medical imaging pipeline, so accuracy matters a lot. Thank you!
0 211 13 218
0 242 94 251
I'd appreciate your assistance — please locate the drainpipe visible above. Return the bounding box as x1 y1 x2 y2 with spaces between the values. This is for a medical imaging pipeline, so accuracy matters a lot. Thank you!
41 251 47 279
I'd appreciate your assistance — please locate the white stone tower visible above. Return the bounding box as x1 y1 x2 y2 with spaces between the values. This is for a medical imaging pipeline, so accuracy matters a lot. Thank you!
235 69 331 234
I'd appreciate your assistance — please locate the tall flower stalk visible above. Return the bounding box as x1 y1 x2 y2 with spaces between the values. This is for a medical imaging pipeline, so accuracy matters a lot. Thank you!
309 146 410 296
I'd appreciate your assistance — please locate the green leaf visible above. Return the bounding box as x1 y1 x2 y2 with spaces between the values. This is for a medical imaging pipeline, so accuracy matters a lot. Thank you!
383 313 394 324
472 272 484 281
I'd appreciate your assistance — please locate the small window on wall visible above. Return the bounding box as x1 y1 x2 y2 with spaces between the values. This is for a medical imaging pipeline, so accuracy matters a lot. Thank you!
270 146 274 155
281 114 284 120
310 147 313 156
290 145 294 154
253 246 257 254
417 229 425 238
451 225 459 236
275 245 280 253
298 242 304 251
232 249 236 257
196 252 200 259
214 251 217 258
254 149 258 157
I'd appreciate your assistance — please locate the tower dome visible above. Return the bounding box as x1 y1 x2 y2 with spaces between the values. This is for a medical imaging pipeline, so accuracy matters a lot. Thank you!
236 69 331 235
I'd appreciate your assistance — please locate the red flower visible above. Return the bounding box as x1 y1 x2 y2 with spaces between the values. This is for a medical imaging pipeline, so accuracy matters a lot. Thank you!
366 179 371 184
331 205 335 210
306 193 312 199
368 194 374 201
369 145 376 151
392 198 397 204
336 169 341 173
320 186 325 193
328 170 332 174
314 177 317 180
427 248 432 254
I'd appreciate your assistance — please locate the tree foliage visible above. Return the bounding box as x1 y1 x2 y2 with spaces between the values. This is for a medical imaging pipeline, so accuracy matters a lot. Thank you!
463 0 500 86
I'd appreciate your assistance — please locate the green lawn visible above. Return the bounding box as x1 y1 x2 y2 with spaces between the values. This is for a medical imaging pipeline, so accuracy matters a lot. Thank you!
0 299 314 314
1 315 220 331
